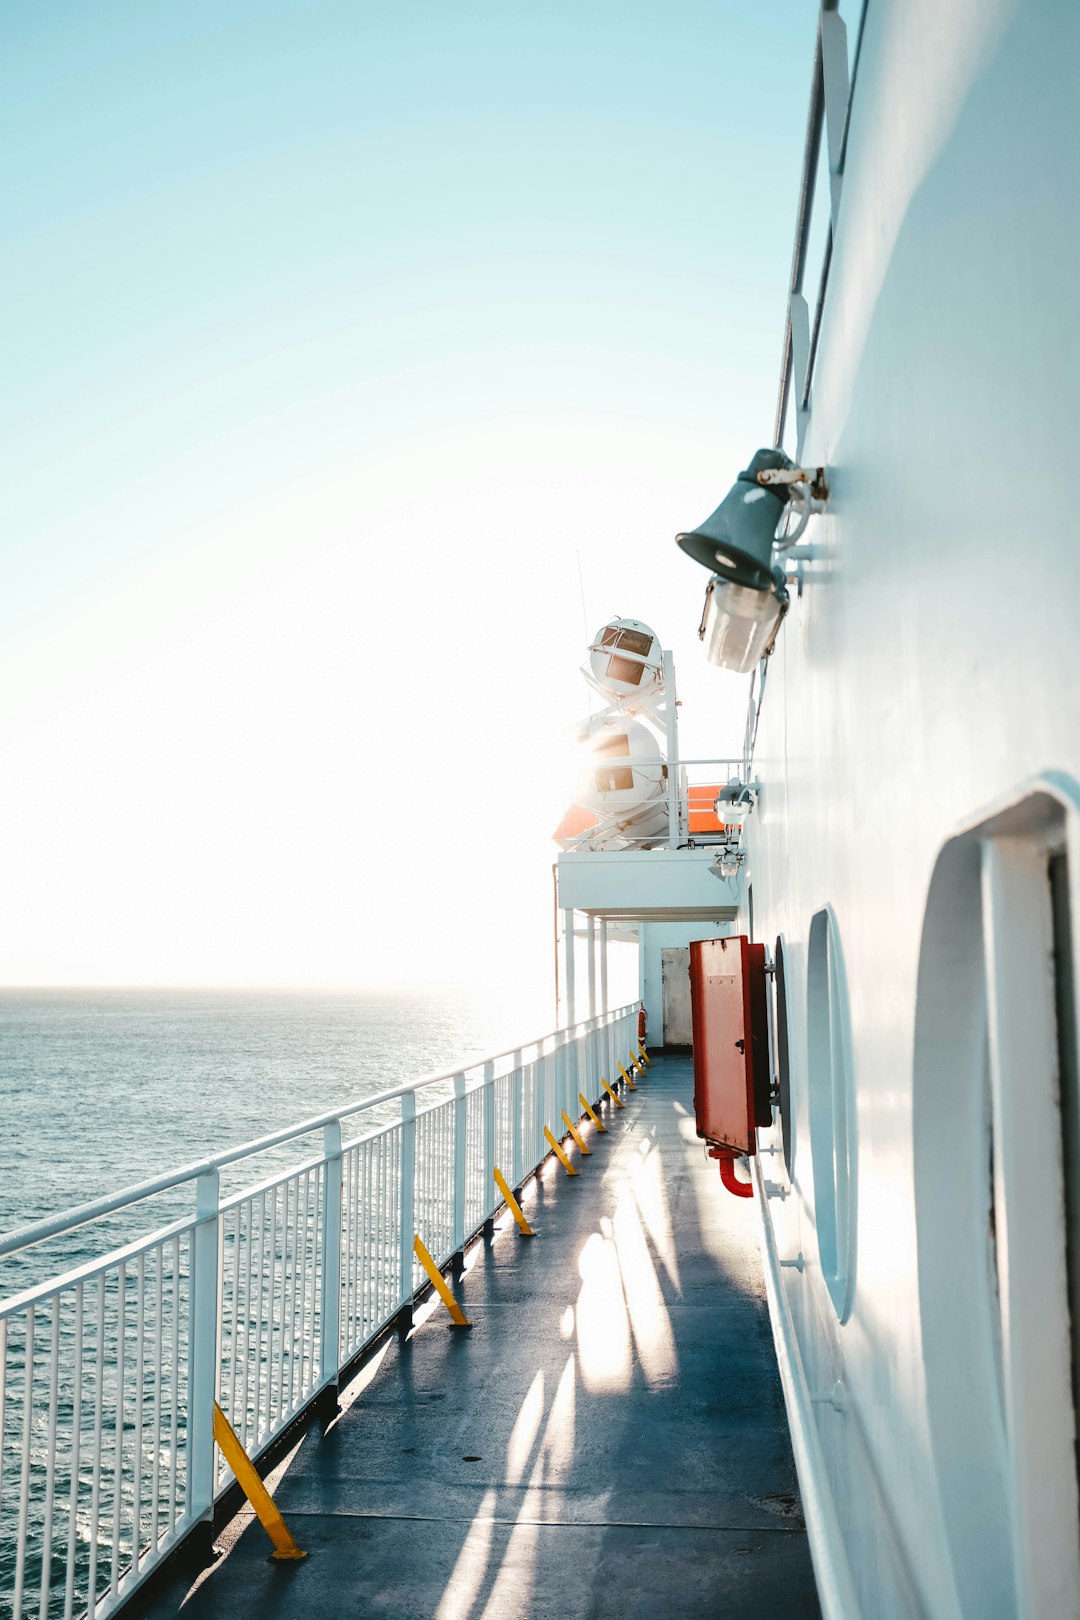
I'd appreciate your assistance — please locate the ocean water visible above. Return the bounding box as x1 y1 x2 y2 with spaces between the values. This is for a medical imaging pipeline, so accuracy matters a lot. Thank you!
0 983 563 1614
0 984 551 1293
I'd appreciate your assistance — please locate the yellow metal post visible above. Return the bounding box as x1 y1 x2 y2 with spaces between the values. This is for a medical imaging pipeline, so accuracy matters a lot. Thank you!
212 1402 307 1561
618 1060 637 1091
413 1235 471 1327
543 1126 579 1175
630 1051 646 1077
638 1044 652 1067
561 1111 592 1154
493 1167 536 1235
579 1093 607 1132
601 1076 625 1110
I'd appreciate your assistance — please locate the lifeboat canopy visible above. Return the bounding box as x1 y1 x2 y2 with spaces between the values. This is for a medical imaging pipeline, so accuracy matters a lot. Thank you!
588 617 663 702
574 714 669 844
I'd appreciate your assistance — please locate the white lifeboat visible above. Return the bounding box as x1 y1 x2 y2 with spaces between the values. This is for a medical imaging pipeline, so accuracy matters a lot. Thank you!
587 617 663 703
575 714 669 843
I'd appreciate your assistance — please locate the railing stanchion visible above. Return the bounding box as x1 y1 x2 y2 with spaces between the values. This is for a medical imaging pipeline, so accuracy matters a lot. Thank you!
663 650 680 847
512 1050 524 1190
568 1024 579 1119
587 918 597 1019
535 1042 548 1165
483 1061 496 1222
319 1121 342 1402
452 1072 468 1260
188 1168 221 1543
398 1093 416 1326
553 1030 562 1125
550 1033 561 1137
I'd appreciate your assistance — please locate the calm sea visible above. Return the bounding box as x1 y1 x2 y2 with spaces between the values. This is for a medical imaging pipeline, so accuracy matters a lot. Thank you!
0 984 550 1294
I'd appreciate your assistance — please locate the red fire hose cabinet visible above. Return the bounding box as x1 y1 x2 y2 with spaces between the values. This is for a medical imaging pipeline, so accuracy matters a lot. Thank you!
690 936 771 1159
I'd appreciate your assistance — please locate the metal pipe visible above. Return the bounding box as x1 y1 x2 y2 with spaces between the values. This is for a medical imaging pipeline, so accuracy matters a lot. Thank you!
715 1151 755 1199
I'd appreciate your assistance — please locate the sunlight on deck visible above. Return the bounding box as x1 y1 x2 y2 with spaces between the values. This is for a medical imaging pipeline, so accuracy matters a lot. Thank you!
430 1341 583 1619
138 1058 817 1620
612 1179 678 1386
627 1138 681 1293
433 1489 498 1620
576 1232 632 1392
505 1370 545 1485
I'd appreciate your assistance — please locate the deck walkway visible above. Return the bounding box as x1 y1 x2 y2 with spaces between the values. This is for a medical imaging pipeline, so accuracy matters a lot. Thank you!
135 1055 820 1620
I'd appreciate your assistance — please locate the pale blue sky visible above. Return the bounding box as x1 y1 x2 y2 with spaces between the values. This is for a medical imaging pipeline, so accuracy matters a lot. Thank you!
2 1 818 991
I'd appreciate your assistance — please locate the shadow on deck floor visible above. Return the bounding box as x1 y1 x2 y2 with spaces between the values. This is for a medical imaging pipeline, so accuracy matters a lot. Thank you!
133 1055 820 1620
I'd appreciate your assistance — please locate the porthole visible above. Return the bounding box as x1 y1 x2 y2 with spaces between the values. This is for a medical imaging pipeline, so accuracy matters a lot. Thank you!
774 936 794 1179
806 908 855 1320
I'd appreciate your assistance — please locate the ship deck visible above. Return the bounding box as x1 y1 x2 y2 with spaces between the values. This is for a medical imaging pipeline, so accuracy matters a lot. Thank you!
133 1054 819 1620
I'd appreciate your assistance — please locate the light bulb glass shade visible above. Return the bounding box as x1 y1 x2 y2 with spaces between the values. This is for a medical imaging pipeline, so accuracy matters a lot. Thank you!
698 575 786 674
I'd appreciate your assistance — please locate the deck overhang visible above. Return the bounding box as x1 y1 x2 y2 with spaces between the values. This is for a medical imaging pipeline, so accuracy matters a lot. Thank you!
556 847 740 922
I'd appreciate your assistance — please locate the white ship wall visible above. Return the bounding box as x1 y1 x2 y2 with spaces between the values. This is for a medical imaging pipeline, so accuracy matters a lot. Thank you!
743 1 1080 1615
638 920 730 1044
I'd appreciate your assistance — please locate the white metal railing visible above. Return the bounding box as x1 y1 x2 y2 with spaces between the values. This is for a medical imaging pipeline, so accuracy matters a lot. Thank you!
0 1003 638 1620
560 757 746 854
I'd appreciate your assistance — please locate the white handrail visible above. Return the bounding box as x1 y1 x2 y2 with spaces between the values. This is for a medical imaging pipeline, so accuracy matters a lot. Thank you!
0 1004 641 1620
0 1002 637 1262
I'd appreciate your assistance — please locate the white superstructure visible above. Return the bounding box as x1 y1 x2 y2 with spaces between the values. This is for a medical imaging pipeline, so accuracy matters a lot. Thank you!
729 2 1080 1615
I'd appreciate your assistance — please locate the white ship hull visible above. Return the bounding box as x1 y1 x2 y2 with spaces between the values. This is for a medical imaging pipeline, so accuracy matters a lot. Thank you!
745 1 1080 1613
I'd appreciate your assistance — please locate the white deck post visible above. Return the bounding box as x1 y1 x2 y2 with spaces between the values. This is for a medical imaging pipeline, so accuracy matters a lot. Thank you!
512 1048 524 1189
534 1041 548 1163
563 908 576 1027
663 651 680 849
398 1092 416 1316
587 916 597 1020
599 919 609 1014
320 1121 343 1392
452 1072 468 1257
483 1060 496 1219
187 1168 220 1527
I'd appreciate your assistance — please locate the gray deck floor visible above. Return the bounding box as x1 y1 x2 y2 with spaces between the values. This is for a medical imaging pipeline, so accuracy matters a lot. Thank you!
135 1054 820 1620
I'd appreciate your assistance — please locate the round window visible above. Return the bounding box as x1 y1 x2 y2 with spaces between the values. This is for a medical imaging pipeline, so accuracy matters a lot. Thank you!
806 908 855 1319
774 936 794 1179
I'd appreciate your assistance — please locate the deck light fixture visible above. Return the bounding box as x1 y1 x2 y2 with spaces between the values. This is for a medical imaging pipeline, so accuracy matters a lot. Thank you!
698 576 788 674
715 783 755 827
677 449 827 674
709 849 742 881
